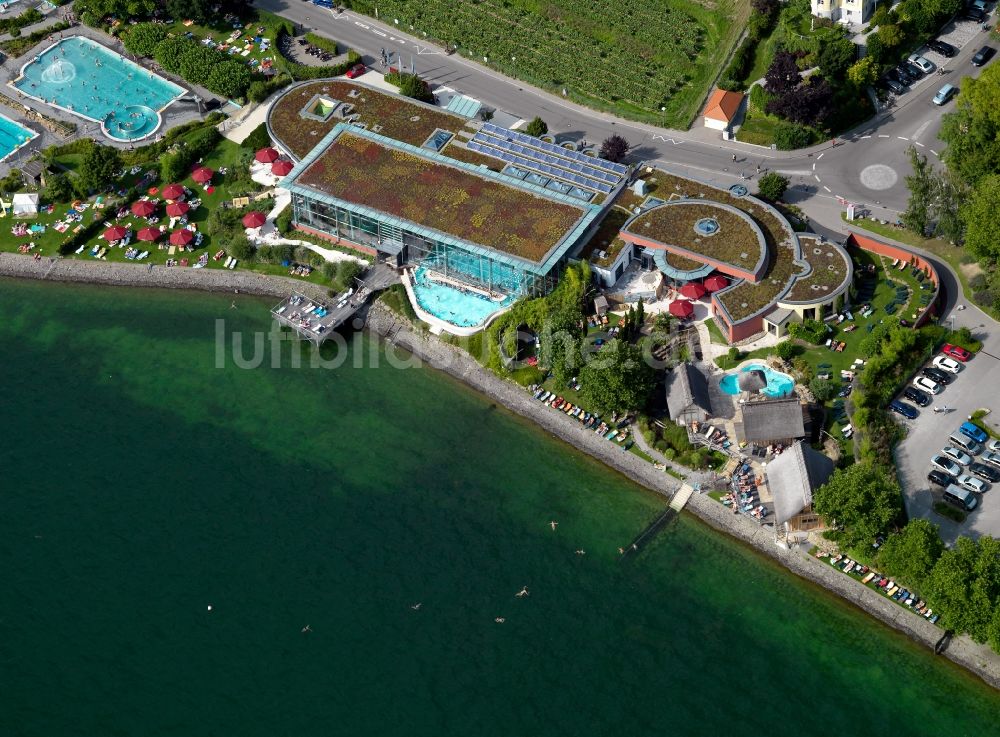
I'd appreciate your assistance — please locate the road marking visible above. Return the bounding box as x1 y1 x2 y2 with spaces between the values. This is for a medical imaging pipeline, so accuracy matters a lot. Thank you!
817 153 824 160
878 134 890 138
914 142 925 147
824 185 831 192
912 121 931 140
372 30 387 37
931 149 939 156
862 135 872 139
897 136 909 141
814 174 821 181
650 134 683 144
355 22 370 28
812 162 816 170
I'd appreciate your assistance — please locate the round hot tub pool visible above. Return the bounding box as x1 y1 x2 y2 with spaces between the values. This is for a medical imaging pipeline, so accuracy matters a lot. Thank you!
101 105 161 142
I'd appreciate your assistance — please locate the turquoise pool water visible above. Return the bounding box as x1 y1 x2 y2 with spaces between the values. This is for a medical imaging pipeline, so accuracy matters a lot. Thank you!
412 266 515 328
0 113 37 160
720 363 795 397
13 37 184 141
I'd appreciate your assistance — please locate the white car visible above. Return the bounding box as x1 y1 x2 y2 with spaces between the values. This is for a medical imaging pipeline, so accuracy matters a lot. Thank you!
942 446 973 466
908 54 935 74
987 439 1000 453
932 455 963 476
913 376 942 395
984 451 1000 469
958 473 990 493
932 355 963 374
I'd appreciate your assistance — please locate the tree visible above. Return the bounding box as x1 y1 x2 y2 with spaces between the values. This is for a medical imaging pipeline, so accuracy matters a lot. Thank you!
922 536 986 638
228 235 255 262
902 146 933 236
178 44 216 85
812 463 903 548
940 65 1000 186
932 171 966 243
768 77 833 126
864 33 887 65
962 175 1000 261
809 377 838 401
751 0 779 18
876 23 904 49
154 38 189 75
42 172 74 204
756 172 789 202
398 73 433 102
525 116 548 137
817 38 856 79
599 134 630 163
335 260 365 291
78 144 121 194
847 57 879 88
579 339 654 414
207 61 252 99
765 51 801 96
166 0 211 23
876 519 944 590
122 22 168 57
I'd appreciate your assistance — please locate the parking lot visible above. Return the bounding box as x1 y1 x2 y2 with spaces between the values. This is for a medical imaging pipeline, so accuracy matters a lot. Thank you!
894 308 1000 543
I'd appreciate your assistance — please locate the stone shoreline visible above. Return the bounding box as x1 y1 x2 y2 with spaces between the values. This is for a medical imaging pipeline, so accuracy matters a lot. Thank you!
4 255 1000 689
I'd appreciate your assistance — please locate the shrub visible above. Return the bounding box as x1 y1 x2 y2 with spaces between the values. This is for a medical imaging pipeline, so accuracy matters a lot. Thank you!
774 339 797 360
242 122 272 152
810 377 838 402
525 117 548 137
154 38 189 75
228 235 256 262
247 77 290 103
304 32 339 55
42 172 74 203
275 207 293 235
335 260 365 291
773 122 813 150
207 61 253 100
757 172 789 202
719 37 755 90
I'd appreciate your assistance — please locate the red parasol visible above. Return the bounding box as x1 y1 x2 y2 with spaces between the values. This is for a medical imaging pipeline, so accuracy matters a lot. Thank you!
255 147 279 163
169 228 194 246
137 227 162 242
678 282 707 300
242 211 266 228
191 166 214 183
704 275 729 292
165 201 190 217
270 159 294 176
161 183 185 200
103 225 128 241
668 299 694 319
131 200 157 217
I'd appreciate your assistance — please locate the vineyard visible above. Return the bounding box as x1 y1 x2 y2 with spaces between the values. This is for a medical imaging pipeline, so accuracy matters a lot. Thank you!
346 0 749 128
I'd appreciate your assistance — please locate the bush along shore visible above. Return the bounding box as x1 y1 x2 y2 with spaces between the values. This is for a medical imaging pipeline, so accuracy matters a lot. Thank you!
4 253 1000 689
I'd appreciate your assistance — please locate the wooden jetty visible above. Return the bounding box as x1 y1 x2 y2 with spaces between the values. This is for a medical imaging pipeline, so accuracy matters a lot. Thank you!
271 263 398 344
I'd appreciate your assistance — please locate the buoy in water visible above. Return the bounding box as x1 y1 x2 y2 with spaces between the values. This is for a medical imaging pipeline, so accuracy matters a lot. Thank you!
207 605 212 611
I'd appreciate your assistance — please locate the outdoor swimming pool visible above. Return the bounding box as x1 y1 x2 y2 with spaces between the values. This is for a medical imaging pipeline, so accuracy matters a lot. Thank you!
12 37 185 141
411 266 515 328
720 363 796 397
0 113 37 161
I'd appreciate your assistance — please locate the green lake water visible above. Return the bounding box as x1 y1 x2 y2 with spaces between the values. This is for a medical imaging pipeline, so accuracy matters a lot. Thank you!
2 278 1000 736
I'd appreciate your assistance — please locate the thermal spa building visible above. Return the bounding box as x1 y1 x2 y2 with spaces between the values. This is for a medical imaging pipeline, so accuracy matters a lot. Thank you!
606 172 855 343
269 81 628 333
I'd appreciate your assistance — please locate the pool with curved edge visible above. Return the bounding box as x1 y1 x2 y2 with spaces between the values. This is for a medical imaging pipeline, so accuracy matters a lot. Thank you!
720 363 795 397
411 266 515 328
12 36 184 141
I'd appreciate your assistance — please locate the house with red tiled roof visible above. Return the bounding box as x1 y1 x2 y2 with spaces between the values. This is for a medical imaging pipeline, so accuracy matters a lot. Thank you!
703 88 744 130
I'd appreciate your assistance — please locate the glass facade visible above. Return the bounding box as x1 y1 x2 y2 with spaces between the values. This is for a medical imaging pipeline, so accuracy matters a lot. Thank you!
292 192 558 298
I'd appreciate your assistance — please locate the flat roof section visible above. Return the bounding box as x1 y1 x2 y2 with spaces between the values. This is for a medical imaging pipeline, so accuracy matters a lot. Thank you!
621 200 768 282
291 126 593 264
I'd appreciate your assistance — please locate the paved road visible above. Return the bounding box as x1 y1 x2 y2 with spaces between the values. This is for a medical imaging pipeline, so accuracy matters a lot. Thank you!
259 0 997 233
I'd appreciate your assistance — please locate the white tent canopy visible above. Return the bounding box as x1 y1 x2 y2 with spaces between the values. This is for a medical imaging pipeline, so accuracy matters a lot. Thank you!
11 192 38 216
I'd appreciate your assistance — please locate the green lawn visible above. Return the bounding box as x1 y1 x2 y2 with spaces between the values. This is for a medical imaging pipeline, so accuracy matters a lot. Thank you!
160 9 294 74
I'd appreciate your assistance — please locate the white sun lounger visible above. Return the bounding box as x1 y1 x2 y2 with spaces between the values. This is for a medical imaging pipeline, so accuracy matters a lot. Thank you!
224 256 232 268
228 259 237 269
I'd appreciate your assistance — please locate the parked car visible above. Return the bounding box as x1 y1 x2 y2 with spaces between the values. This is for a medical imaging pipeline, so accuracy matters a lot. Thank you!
345 63 367 79
904 61 926 79
933 355 963 374
988 439 1000 452
895 65 918 84
933 84 959 105
972 0 988 13
903 386 931 406
913 376 942 394
943 446 974 466
941 343 972 361
972 46 994 66
908 54 935 73
983 451 1000 469
884 77 907 95
890 400 919 419
928 39 957 57
944 483 979 511
958 474 990 493
921 366 953 385
929 469 955 487
933 455 964 476
965 7 986 22
959 421 988 444
970 462 1000 482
